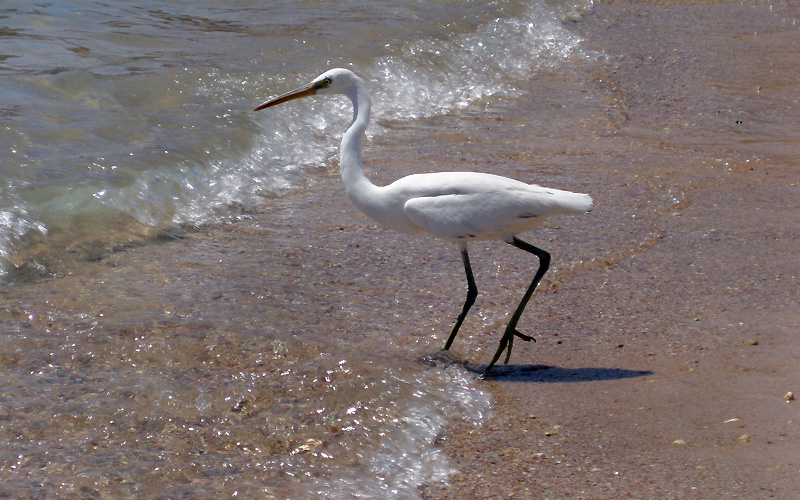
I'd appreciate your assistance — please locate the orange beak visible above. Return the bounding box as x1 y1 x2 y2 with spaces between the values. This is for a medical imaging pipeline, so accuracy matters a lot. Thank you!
253 84 317 111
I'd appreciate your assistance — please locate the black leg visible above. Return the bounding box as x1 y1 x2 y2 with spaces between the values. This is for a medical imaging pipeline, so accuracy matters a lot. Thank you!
486 237 550 371
443 245 478 350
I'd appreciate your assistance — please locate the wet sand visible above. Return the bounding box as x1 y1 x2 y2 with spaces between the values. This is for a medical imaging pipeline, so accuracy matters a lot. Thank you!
424 1 800 498
2 0 800 498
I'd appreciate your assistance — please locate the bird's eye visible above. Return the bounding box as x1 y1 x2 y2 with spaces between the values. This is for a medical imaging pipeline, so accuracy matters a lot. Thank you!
314 77 332 90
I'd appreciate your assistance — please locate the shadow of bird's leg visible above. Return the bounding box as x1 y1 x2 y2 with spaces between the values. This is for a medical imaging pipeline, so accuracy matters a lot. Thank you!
443 245 478 350
486 237 550 372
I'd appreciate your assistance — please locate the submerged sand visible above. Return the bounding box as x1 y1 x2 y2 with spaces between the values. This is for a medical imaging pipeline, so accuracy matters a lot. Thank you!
1 0 799 498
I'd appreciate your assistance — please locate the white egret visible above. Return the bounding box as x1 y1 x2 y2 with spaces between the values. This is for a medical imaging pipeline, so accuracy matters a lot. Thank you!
254 68 592 371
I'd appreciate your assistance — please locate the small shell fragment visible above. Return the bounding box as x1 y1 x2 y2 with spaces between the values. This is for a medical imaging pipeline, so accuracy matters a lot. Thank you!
291 438 323 455
785 391 795 402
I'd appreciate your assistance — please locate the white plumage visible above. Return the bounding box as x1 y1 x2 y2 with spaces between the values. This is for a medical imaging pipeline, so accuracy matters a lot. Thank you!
255 68 592 371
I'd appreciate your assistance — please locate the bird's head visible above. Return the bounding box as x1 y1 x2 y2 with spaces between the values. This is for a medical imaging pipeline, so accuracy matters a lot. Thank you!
253 68 360 111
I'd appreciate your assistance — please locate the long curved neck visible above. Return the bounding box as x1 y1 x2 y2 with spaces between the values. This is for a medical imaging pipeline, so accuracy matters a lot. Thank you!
340 79 376 196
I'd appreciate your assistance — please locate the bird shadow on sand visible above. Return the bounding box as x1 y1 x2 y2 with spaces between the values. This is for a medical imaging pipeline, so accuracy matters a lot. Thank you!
418 350 652 383
478 364 653 383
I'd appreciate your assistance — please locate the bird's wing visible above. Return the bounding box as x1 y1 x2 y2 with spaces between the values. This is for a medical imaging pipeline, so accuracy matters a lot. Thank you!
403 189 552 240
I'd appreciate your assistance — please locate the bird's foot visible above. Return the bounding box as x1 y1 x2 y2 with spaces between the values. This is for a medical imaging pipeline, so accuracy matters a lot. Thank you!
513 330 536 343
503 330 535 365
485 329 536 373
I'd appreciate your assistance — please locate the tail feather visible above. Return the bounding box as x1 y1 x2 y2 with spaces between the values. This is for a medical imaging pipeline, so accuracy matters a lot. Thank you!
549 189 593 215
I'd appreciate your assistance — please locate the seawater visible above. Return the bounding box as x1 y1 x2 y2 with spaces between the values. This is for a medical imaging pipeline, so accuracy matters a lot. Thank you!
0 0 593 498
1 0 592 276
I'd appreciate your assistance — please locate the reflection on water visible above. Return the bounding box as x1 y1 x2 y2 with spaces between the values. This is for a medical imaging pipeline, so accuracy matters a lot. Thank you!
1 301 490 498
0 209 491 498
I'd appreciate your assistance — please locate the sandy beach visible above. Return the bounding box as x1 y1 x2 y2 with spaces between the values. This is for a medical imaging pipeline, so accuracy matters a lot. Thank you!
2 0 798 498
423 1 800 498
